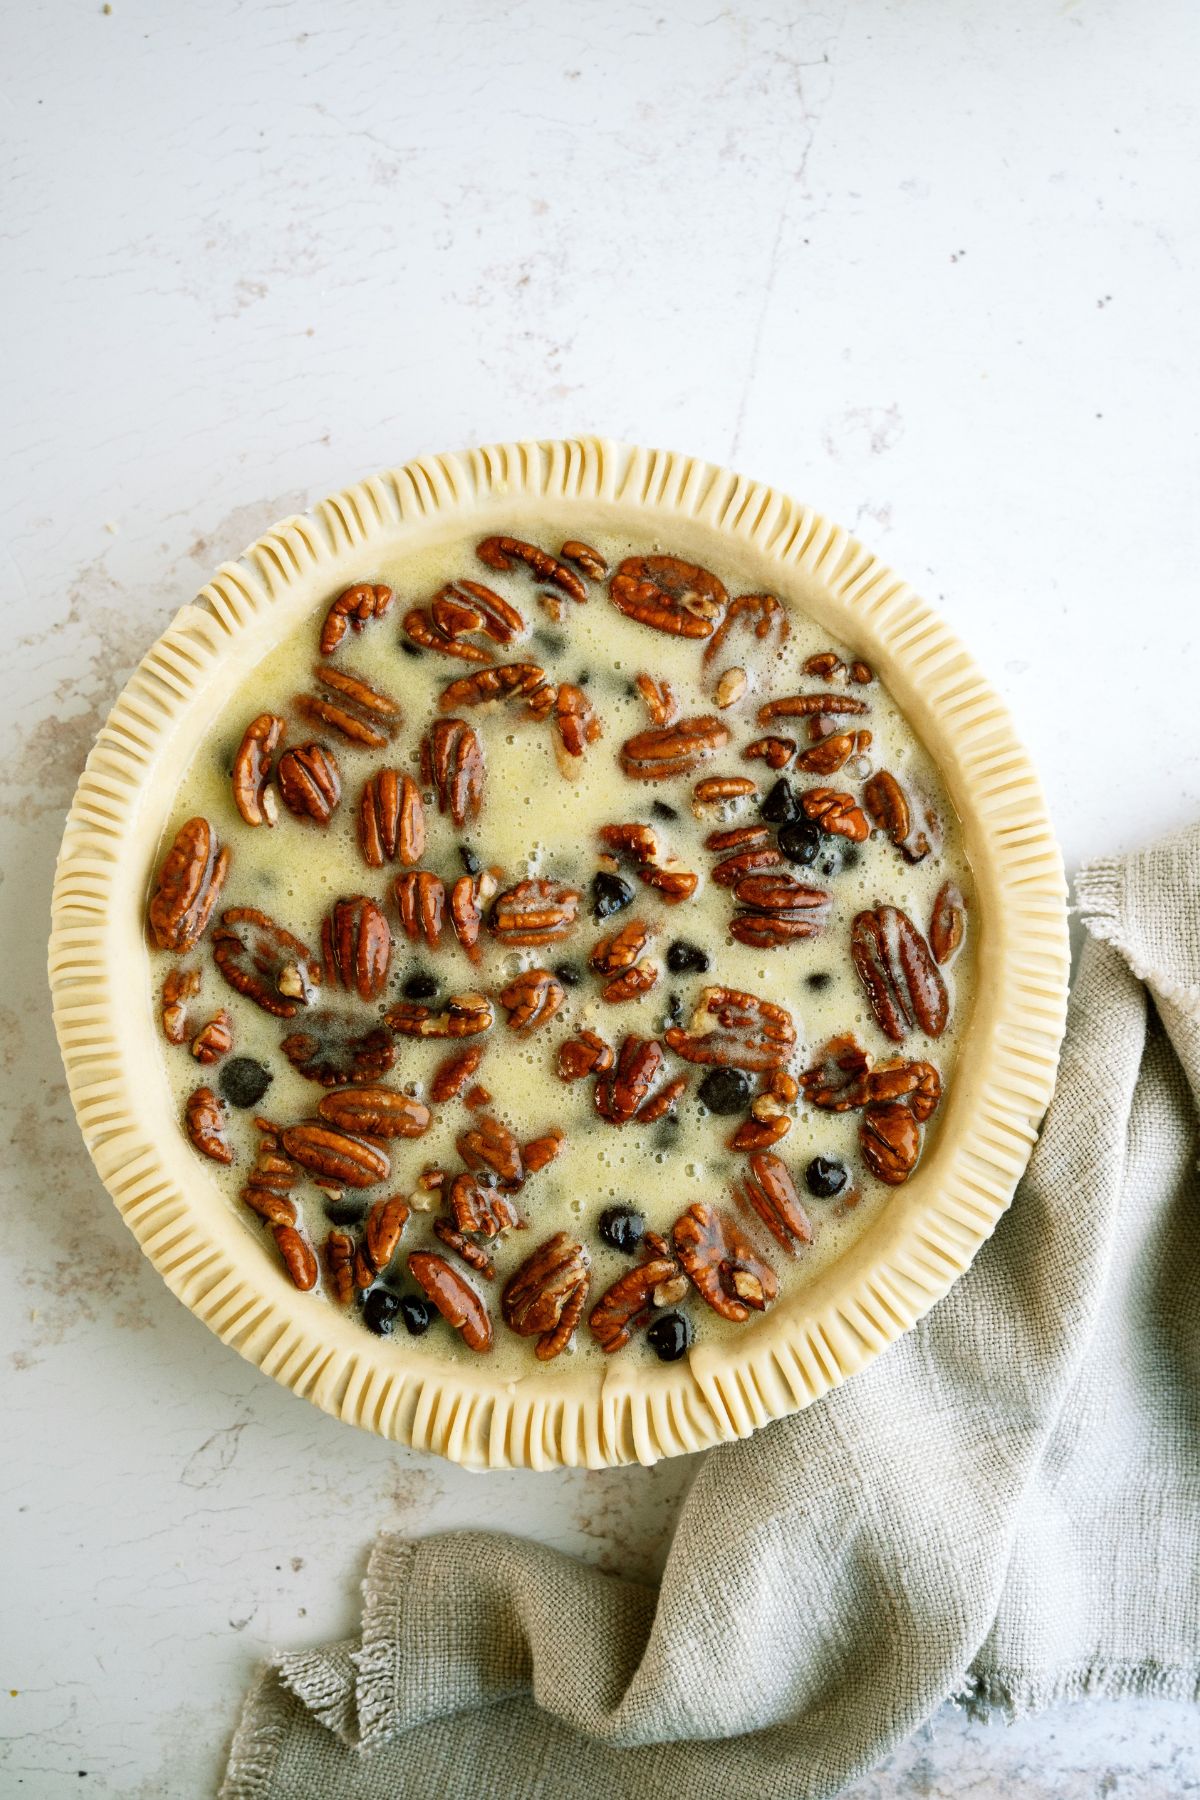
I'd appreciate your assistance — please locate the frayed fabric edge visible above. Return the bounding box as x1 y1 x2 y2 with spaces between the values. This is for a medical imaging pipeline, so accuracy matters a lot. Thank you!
1075 853 1200 1017
352 1533 422 1753
955 1661 1200 1723
219 1663 289 1800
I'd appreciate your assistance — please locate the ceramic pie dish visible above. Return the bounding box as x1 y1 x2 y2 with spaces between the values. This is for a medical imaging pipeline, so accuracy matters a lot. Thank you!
49 438 1069 1470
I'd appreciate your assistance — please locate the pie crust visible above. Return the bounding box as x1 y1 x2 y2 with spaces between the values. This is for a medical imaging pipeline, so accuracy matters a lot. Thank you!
48 439 1070 1469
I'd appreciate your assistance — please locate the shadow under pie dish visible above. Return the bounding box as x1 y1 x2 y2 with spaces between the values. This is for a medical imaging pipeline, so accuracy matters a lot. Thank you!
49 439 1069 1470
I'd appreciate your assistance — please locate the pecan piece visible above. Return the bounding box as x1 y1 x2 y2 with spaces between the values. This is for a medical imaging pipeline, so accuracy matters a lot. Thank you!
800 1035 872 1110
665 986 796 1072
759 692 869 723
602 960 659 1003
231 714 283 827
498 969 566 1033
860 1102 921 1185
430 1045 485 1102
673 1202 777 1321
864 770 932 862
317 1085 431 1139
590 918 651 975
321 895 392 1001
392 871 446 949
702 591 787 664
185 1085 232 1164
711 847 783 886
929 881 967 966
557 1030 613 1081
799 788 870 842
866 1059 942 1121
280 1122 391 1188
795 730 872 775
452 579 526 642
713 667 748 709
280 1012 395 1086
476 536 587 604
802 651 846 680
598 822 661 863
447 1171 523 1238
297 666 401 748
322 1230 355 1304
850 660 873 684
560 540 607 581
589 1246 681 1352
456 1113 524 1187
637 864 698 903
743 735 796 770
161 965 200 1044
634 673 679 726
729 1112 792 1150
277 743 341 824
191 1009 233 1064
385 993 494 1039
148 818 230 953
358 770 424 868
522 1128 565 1172
502 1233 591 1360
851 907 949 1041
620 715 731 780
213 908 320 1017
353 1195 410 1286
403 603 492 663
240 1123 298 1226
490 878 580 945
594 1035 663 1123
705 823 770 853
408 1252 493 1352
609 555 728 639
447 873 487 963
319 582 394 655
554 682 601 765
432 1222 496 1279
438 661 549 711
693 775 756 804
274 1224 318 1291
420 718 484 827
737 1153 812 1253
636 1073 687 1123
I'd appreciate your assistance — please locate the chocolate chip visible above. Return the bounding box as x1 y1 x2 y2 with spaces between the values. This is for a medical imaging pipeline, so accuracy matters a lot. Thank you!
217 1056 273 1109
647 1312 692 1361
806 971 833 990
599 1206 645 1253
697 1067 751 1115
666 939 709 974
778 821 822 865
323 1196 368 1227
592 871 635 919
760 778 799 825
805 1156 848 1198
399 1295 433 1335
651 799 679 821
399 640 424 658
553 961 583 987
362 1288 401 1335
459 845 481 875
403 971 439 1001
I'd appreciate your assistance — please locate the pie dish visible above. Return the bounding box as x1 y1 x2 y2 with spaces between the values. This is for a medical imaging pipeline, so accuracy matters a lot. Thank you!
48 439 1070 1469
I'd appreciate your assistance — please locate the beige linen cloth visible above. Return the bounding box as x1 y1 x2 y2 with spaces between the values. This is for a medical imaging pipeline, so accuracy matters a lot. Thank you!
223 827 1200 1799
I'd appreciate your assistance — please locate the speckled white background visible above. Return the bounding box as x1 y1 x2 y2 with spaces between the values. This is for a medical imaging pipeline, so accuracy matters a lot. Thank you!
3 1 1198 1794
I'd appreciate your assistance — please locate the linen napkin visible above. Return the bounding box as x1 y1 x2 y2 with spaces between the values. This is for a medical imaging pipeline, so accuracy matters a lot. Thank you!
222 825 1200 1800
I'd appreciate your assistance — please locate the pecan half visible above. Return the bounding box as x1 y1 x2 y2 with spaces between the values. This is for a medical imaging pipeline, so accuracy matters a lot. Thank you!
385 993 494 1039
620 715 731 780
403 603 492 663
795 729 871 775
320 896 392 1001
860 1102 921 1185
438 661 549 712
733 873 830 918
353 1195 410 1286
665 986 796 1072
392 871 446 949
560 540 607 581
231 714 283 827
322 1230 355 1304
447 1171 523 1237
759 692 869 723
408 1252 493 1352
240 1123 298 1226
595 1035 663 1123
589 1243 681 1352
476 536 587 604
280 1122 390 1188
148 818 231 953
420 718 484 827
213 908 320 1017
447 873 486 963
358 770 424 867
280 1012 396 1086
703 591 788 664
851 907 949 1041
729 1112 791 1150
609 555 728 639
432 1222 496 1279
929 881 967 966
502 1234 591 1360
743 735 796 770
599 822 661 863
637 1073 687 1123
694 775 756 804
317 1085 432 1139
637 864 698 903
274 1224 318 1291
673 1202 777 1321
554 683 601 765
799 1034 872 1110
602 960 659 1003
799 787 870 841
730 914 823 948
711 845 783 886
867 1059 942 1121
490 878 580 945
452 580 527 642
737 1153 813 1252
430 1045 485 1102
161 965 200 1044
864 770 931 862
456 1113 524 1187
297 666 401 748
277 743 341 824
634 674 679 726
590 918 651 974
319 582 394 656
191 1010 233 1064
498 969 566 1033
557 1030 613 1081
185 1085 232 1163
522 1128 565 1172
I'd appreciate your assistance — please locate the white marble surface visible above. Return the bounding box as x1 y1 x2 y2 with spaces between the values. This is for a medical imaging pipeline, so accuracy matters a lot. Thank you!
3 0 1198 1793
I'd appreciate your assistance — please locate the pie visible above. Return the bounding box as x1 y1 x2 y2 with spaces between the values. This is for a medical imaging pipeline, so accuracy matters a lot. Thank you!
50 441 1069 1467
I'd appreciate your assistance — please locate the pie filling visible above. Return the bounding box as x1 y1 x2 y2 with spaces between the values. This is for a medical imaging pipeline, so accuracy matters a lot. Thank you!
147 529 974 1373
